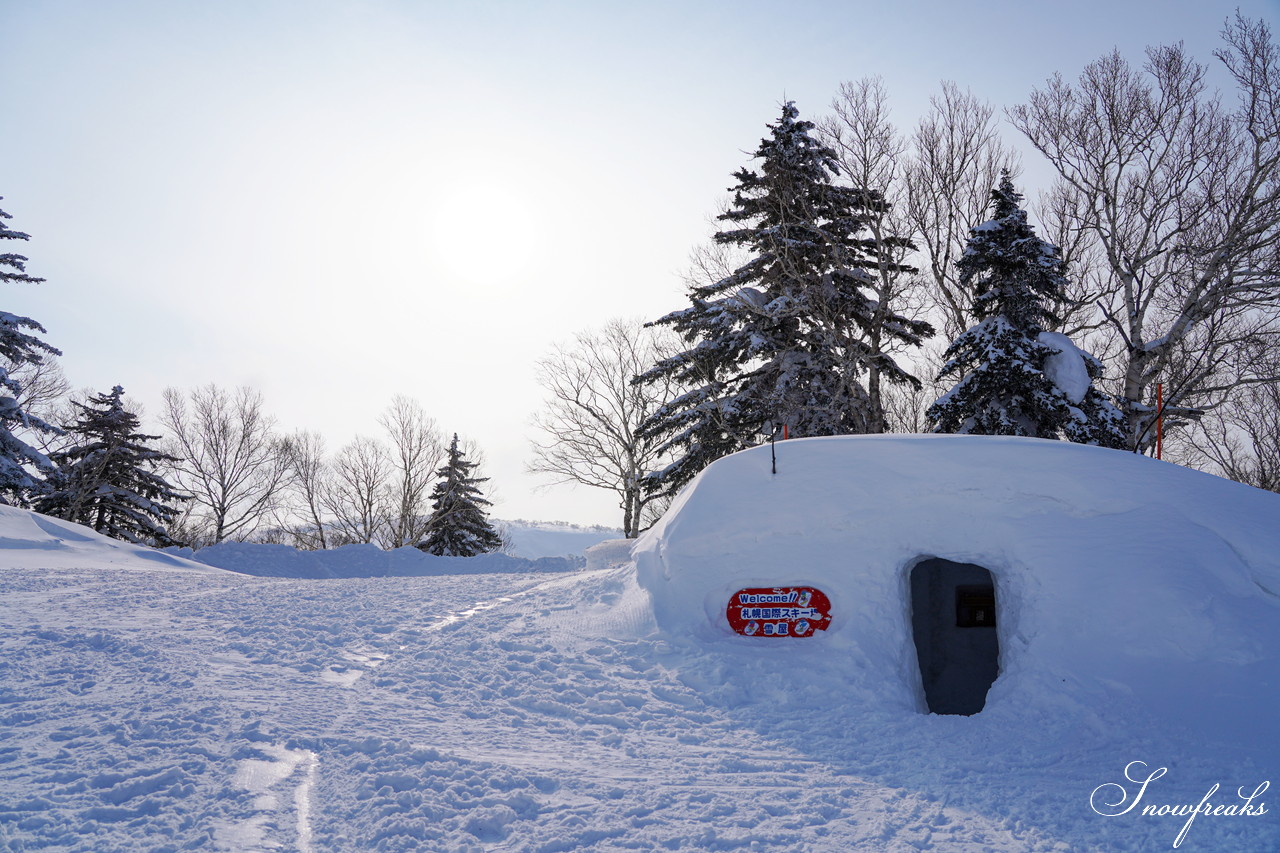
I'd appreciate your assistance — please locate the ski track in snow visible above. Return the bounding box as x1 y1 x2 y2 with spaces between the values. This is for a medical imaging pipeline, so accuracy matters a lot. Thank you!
218 742 318 852
294 749 317 853
0 563 1275 851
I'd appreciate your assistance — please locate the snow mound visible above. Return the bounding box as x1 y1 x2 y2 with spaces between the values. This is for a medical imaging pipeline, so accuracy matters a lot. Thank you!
634 435 1280 758
0 503 221 573
583 538 635 571
1039 330 1091 403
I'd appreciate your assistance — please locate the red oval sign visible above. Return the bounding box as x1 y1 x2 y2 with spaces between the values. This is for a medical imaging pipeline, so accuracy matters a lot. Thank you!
726 587 832 637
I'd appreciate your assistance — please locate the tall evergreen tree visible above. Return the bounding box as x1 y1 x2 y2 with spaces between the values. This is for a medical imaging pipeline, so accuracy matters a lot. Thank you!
417 434 501 557
927 173 1126 447
637 102 932 495
35 386 189 545
0 199 61 504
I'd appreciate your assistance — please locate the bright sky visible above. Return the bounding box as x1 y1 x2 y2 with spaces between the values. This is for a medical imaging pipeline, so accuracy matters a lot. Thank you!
3 0 1275 528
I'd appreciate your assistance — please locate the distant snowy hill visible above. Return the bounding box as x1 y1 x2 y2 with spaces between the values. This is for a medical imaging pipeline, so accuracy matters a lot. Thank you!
1 437 1277 851
497 518 624 559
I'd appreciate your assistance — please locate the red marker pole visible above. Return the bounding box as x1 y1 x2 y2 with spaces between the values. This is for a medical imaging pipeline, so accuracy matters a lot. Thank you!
1156 382 1163 460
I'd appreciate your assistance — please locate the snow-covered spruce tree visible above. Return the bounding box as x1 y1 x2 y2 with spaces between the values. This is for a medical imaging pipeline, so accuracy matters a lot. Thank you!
927 173 1126 447
35 386 189 545
417 434 502 557
0 199 62 504
636 102 932 495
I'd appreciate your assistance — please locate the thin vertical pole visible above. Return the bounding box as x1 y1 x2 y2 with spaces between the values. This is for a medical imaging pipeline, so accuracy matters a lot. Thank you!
1156 382 1163 460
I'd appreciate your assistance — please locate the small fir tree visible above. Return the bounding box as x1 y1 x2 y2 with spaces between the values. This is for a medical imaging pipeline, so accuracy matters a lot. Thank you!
417 434 501 557
927 173 1125 447
637 102 931 495
35 386 189 545
0 199 62 503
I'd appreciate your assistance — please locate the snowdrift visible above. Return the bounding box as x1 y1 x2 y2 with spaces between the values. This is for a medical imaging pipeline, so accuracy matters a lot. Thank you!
0 503 220 573
634 435 1280 754
171 541 580 578
0 504 584 579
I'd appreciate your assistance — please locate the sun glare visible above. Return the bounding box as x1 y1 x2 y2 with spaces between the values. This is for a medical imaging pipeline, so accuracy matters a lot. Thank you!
423 178 543 289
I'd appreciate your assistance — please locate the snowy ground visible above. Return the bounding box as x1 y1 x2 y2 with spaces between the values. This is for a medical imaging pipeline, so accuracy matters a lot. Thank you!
1 437 1278 851
1 561 1274 851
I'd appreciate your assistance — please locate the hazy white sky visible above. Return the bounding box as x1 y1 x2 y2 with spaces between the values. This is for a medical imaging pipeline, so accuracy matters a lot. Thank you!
3 0 1275 527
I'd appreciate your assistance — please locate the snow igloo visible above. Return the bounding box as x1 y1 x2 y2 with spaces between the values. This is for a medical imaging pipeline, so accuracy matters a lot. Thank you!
633 435 1280 720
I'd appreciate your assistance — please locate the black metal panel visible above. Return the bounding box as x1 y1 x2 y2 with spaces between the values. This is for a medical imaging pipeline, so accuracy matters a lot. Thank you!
955 584 996 627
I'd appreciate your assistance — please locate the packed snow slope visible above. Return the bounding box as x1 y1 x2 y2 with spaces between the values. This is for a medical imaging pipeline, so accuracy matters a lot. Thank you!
1 435 1277 851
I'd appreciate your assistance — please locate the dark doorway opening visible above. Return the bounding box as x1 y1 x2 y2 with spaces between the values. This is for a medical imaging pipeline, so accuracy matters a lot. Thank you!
910 559 999 715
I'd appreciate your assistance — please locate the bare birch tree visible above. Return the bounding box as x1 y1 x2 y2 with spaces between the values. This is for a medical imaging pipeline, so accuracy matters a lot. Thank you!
530 318 678 538
3 355 71 455
378 396 445 549
278 430 330 550
905 81 1021 340
1009 14 1280 452
159 384 289 545
820 77 935 432
1032 181 1123 338
324 436 389 546
881 345 951 434
1170 376 1280 492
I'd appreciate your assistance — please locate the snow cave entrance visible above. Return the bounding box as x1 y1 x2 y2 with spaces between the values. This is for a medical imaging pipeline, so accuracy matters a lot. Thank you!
910 559 1000 716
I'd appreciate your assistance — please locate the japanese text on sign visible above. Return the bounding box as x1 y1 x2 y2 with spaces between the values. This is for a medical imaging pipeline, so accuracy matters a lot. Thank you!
725 587 832 637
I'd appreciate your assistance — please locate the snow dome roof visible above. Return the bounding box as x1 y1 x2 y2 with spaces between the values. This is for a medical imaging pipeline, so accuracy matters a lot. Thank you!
633 435 1280 733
